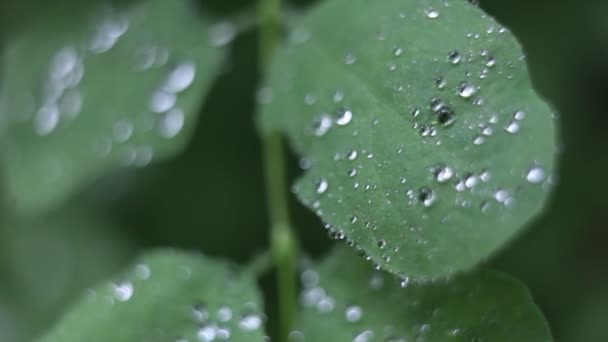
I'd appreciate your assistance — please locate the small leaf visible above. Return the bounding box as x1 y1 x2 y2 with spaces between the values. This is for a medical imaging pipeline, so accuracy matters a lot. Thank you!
260 0 558 279
295 247 553 341
0 208 132 341
0 0 229 214
39 249 266 342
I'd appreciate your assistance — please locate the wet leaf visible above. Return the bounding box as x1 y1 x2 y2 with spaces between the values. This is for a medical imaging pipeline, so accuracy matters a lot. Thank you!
295 247 552 342
260 0 558 279
39 249 266 342
0 0 229 214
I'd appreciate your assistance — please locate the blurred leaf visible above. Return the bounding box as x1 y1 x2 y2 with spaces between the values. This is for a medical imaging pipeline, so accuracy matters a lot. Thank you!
39 249 266 342
0 0 228 215
0 207 132 342
296 247 552 341
260 0 558 279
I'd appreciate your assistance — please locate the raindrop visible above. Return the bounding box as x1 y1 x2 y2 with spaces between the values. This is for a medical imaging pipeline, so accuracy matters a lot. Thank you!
494 189 511 204
149 90 176 113
473 135 486 146
437 106 455 126
505 120 520 133
316 179 329 194
89 13 129 54
448 51 462 64
344 53 357 65
336 108 353 126
485 56 496 67
435 77 447 89
347 150 358 161
435 165 454 183
34 104 60 136
418 187 436 207
111 281 133 302
526 166 546 184
163 61 196 93
159 108 185 138
347 168 358 177
514 110 526 120
393 47 403 57
458 82 477 98
113 119 134 143
313 114 332 136
345 305 363 323
217 306 233 322
425 8 440 19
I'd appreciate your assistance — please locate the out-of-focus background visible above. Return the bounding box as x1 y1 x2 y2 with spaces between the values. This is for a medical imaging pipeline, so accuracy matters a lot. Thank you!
0 0 606 341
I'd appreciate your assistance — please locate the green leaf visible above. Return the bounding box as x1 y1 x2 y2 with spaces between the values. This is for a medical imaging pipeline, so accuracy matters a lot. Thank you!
39 249 266 342
0 0 229 215
295 247 552 341
0 207 132 342
260 0 558 279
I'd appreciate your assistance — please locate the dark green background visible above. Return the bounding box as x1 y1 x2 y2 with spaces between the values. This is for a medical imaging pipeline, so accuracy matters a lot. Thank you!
0 0 606 341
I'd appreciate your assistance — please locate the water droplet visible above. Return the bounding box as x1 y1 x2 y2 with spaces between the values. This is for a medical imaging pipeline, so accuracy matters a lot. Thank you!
149 90 176 113
345 305 363 323
505 120 520 133
313 114 332 136
514 110 526 120
425 8 440 19
159 108 185 138
162 61 196 93
435 77 447 89
437 106 455 126
418 187 436 207
435 165 454 183
134 264 151 280
473 135 486 146
526 166 546 184
89 13 129 54
347 150 358 161
217 306 232 322
336 108 353 126
34 104 60 136
458 83 477 98
344 53 357 65
464 174 479 188
192 302 210 322
393 47 403 57
197 324 217 341
494 189 511 204
486 56 496 67
112 119 134 143
347 168 358 177
316 179 329 194
448 51 462 64
111 281 133 302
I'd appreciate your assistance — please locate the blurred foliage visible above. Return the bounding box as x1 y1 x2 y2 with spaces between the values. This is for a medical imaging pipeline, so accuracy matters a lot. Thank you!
0 0 607 341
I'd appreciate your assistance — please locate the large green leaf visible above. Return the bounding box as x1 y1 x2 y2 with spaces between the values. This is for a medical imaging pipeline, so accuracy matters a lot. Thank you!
39 249 266 342
0 0 229 214
260 0 558 279
295 247 552 341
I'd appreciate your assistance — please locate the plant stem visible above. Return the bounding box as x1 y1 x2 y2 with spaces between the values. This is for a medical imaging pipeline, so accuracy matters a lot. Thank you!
264 132 297 342
258 0 296 341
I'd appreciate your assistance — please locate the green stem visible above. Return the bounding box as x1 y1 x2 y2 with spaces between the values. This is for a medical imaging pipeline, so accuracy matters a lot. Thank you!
264 133 297 342
258 1 296 341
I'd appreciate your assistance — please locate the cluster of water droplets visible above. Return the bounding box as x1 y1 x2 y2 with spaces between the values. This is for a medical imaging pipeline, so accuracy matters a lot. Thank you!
84 260 266 342
1 4 239 179
293 264 475 342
